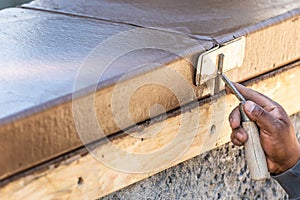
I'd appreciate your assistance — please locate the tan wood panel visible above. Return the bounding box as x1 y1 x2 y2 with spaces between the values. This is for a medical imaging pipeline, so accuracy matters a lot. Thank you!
0 7 300 180
1 61 300 200
0 8 197 122
0 7 213 180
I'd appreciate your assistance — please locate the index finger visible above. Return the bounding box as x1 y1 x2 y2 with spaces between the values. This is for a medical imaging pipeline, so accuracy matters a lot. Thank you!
230 83 279 111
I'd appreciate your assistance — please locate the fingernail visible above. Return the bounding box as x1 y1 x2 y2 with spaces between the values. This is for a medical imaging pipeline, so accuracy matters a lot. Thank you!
244 101 255 113
236 132 243 139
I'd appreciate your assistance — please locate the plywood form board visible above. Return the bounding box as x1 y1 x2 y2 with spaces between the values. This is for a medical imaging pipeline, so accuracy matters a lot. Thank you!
0 7 214 179
1 61 300 199
1 5 300 179
0 8 201 121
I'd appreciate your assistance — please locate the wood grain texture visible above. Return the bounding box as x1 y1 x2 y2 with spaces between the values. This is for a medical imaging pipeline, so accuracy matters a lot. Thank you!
1 62 300 199
0 8 193 121
0 5 300 180
243 121 269 180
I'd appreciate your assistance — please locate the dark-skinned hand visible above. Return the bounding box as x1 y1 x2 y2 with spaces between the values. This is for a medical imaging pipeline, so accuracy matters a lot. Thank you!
228 83 300 175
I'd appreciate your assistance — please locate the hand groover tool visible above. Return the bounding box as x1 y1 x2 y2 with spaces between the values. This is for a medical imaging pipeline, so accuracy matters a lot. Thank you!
195 37 269 180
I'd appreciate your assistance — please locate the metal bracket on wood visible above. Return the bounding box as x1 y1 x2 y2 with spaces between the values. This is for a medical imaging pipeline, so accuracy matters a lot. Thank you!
195 37 246 95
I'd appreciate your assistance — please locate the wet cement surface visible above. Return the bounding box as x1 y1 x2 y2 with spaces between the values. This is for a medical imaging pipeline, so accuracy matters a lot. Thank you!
0 8 127 119
0 0 299 192
2 0 300 121
0 8 211 121
24 0 300 36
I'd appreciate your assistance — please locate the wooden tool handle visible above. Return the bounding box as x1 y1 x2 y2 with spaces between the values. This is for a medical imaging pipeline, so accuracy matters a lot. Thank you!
242 121 269 180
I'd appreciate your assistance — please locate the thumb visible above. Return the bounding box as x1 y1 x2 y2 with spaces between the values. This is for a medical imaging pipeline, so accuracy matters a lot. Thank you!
243 101 278 133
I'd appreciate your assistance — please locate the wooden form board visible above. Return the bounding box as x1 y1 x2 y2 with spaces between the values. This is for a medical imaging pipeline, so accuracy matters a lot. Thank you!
0 3 300 180
1 61 300 199
0 7 211 180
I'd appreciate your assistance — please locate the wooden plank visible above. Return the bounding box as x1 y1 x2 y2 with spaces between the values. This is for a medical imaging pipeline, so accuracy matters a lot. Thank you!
1 61 300 199
1 5 300 180
0 8 213 179
23 0 300 37
0 7 189 121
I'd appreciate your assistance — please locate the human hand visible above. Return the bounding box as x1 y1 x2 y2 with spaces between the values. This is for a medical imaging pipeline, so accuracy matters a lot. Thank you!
228 83 300 175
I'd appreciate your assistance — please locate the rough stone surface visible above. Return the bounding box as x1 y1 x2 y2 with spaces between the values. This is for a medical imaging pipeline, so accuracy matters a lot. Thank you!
102 114 300 200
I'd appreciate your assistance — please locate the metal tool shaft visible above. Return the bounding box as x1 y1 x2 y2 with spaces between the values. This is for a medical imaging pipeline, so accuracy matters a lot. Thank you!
217 54 268 180
217 54 245 102
220 74 246 103
217 55 249 121
221 74 250 121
